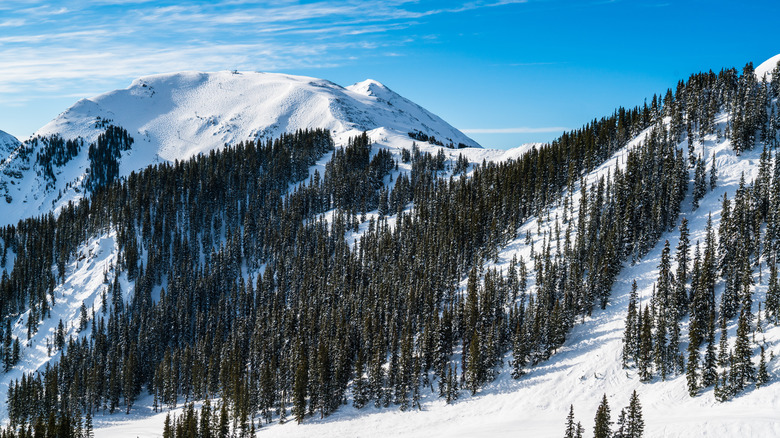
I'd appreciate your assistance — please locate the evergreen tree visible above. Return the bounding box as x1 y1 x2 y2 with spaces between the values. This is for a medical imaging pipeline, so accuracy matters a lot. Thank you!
622 281 639 368
756 345 770 388
686 341 699 397
701 319 718 388
593 394 612 438
732 308 755 391
564 404 577 438
625 390 644 438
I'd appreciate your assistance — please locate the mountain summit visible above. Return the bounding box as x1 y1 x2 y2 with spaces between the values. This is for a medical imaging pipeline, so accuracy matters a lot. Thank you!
35 71 479 156
0 71 478 225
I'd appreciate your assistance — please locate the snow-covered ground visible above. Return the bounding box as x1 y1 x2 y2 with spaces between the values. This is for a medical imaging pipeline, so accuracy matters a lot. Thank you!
0 130 20 169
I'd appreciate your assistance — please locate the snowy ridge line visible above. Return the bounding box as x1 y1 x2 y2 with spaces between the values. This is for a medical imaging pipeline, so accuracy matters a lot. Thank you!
1 70 480 227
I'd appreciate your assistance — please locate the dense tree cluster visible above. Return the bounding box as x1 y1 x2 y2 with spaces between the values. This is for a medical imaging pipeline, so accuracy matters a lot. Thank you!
32 135 84 188
406 131 468 149
621 61 780 401
86 125 134 191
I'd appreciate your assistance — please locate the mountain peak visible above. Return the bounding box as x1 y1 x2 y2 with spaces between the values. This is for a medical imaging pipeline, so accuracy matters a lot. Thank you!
347 79 391 97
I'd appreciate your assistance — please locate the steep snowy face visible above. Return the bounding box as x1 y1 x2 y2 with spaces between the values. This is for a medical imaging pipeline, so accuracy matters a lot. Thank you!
0 71 479 226
0 130 21 205
0 130 20 166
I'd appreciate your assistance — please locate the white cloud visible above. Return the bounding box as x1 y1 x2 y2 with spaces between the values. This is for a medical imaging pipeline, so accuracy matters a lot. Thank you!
0 0 527 98
461 127 568 134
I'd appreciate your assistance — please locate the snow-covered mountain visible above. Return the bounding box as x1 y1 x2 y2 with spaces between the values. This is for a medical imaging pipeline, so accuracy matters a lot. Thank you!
0 70 479 226
3 56 780 438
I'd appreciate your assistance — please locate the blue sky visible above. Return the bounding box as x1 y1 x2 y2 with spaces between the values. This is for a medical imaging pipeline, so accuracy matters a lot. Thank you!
0 0 778 149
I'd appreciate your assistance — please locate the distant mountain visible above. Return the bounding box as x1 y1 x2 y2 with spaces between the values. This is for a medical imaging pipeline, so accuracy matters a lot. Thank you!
0 71 479 225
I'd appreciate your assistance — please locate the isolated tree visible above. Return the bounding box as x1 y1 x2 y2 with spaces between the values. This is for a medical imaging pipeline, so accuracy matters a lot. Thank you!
593 394 612 438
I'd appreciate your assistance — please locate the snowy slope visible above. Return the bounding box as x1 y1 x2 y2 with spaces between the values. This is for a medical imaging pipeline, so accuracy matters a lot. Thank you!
0 130 20 165
0 71 479 226
7 57 780 438
0 130 21 181
96 97 780 438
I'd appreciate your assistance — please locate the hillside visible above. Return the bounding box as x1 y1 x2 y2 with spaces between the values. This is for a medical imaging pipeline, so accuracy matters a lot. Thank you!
0 56 779 438
0 71 479 226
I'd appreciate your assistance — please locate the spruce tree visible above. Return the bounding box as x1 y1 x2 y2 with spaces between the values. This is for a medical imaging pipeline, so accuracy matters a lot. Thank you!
701 320 718 387
593 394 612 438
756 346 770 388
625 390 644 438
564 404 577 438
732 308 755 391
622 281 639 368
638 306 653 381
686 341 699 397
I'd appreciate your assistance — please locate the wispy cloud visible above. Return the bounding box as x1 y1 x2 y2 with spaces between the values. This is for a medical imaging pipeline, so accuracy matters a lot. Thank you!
0 0 525 102
461 127 568 134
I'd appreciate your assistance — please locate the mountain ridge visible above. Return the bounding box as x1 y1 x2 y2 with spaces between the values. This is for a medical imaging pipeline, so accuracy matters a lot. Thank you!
0 70 479 226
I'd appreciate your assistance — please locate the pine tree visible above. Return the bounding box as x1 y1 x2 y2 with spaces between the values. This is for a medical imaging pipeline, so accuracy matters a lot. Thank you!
709 152 718 190
693 155 707 209
293 343 308 423
622 281 639 368
564 404 577 438
767 264 780 324
218 401 230 437
701 320 718 387
162 413 173 438
714 369 732 402
85 410 94 438
686 341 699 397
675 218 691 316
614 409 627 438
466 330 482 395
718 321 730 368
593 394 612 438
756 346 770 388
638 306 653 381
625 390 644 438
732 308 755 391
